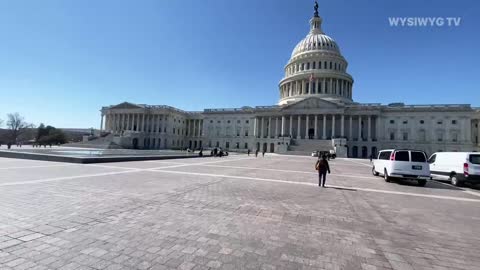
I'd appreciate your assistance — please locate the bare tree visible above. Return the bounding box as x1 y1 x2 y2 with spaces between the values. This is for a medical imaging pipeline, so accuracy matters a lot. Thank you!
6 113 33 144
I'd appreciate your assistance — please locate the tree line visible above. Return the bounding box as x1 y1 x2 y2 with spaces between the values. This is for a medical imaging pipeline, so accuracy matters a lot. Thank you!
0 113 67 147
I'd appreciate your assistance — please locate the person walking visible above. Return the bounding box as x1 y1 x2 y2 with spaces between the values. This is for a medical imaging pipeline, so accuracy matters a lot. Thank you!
247 149 251 156
262 149 265 157
315 155 331 187
255 149 259 158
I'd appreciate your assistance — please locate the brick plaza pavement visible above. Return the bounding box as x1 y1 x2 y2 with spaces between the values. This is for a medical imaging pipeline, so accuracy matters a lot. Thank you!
0 154 479 270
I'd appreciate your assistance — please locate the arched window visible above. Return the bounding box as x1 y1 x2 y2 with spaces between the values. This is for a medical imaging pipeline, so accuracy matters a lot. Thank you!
312 62 316 69
307 62 310 70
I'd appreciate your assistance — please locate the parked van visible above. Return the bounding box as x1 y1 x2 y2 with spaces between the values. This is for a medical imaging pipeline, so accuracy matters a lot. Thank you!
428 152 480 186
372 149 430 186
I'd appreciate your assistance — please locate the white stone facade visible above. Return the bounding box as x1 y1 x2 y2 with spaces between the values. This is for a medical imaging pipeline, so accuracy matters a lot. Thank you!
100 6 480 158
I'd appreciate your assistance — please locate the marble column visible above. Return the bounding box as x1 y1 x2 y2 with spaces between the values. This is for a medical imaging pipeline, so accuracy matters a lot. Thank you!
275 117 279 138
142 113 146 132
297 115 301 139
260 117 265 138
281 116 286 136
341 115 345 137
253 117 258 137
349 116 353 140
305 115 310 139
322 115 327 139
477 120 480 145
268 117 272 138
100 114 104 132
331 115 336 138
193 119 197 137
112 114 116 133
358 116 362 141
289 115 293 136
314 115 318 139
368 116 372 141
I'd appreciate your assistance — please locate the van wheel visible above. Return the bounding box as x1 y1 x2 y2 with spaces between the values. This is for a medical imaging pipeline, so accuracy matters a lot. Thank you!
450 174 462 187
418 179 427 187
372 167 379 176
384 169 391 182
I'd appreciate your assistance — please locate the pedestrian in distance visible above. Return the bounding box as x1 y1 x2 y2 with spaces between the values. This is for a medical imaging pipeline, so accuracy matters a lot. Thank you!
369 153 373 163
255 149 259 158
315 155 331 188
247 149 251 156
262 150 265 157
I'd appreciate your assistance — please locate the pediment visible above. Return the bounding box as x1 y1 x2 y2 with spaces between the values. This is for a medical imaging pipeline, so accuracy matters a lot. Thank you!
281 97 342 111
110 102 144 109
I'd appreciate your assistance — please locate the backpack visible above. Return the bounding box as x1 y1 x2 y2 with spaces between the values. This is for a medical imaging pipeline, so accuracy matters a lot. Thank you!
315 160 327 171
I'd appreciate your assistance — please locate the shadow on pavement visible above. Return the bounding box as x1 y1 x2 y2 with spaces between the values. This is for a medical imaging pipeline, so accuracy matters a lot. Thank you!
326 186 357 192
393 179 462 190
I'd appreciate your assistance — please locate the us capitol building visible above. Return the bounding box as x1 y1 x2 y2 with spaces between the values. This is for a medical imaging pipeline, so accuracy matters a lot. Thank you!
99 3 480 158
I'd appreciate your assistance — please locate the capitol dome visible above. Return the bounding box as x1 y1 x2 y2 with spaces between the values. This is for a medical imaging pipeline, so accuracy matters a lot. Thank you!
291 33 340 58
278 3 354 105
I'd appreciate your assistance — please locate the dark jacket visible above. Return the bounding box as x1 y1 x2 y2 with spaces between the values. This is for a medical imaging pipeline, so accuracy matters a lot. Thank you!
316 159 331 174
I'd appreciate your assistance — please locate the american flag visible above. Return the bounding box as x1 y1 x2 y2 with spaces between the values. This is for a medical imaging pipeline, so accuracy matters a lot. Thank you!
309 73 314 82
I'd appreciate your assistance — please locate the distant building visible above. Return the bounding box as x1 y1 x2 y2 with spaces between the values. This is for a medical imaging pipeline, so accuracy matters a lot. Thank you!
100 3 480 157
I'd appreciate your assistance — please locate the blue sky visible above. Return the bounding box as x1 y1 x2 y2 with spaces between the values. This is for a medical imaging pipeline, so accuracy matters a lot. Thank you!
0 0 478 128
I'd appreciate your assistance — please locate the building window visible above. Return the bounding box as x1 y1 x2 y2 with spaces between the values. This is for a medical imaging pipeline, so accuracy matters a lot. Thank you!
390 133 395 141
301 63 304 70
227 120 230 124
390 120 395 124
307 62 310 70
216 141 219 147
403 120 408 124
225 142 230 149
329 62 332 69
437 121 443 125
244 143 248 149
452 133 458 142
217 121 221 123
403 132 408 141
210 120 213 123
245 130 249 136
452 120 457 125
236 142 240 149
420 120 424 124
246 120 249 124
312 62 316 69
237 120 241 124
437 133 443 142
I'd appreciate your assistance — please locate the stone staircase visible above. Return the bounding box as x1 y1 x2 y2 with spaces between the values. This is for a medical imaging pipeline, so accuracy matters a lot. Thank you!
64 134 124 149
287 139 333 156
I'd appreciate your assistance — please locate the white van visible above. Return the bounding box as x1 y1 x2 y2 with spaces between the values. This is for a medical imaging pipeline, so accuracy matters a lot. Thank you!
372 149 430 186
428 152 480 186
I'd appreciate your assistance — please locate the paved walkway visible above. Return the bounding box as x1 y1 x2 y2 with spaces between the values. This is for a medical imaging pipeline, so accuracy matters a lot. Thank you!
0 155 479 270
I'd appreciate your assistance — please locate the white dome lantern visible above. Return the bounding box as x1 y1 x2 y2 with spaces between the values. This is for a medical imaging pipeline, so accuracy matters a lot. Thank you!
278 1 354 105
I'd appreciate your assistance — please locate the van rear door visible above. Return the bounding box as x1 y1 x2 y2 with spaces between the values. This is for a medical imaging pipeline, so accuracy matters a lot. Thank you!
391 150 412 175
392 150 429 177
410 151 430 176
468 154 480 176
